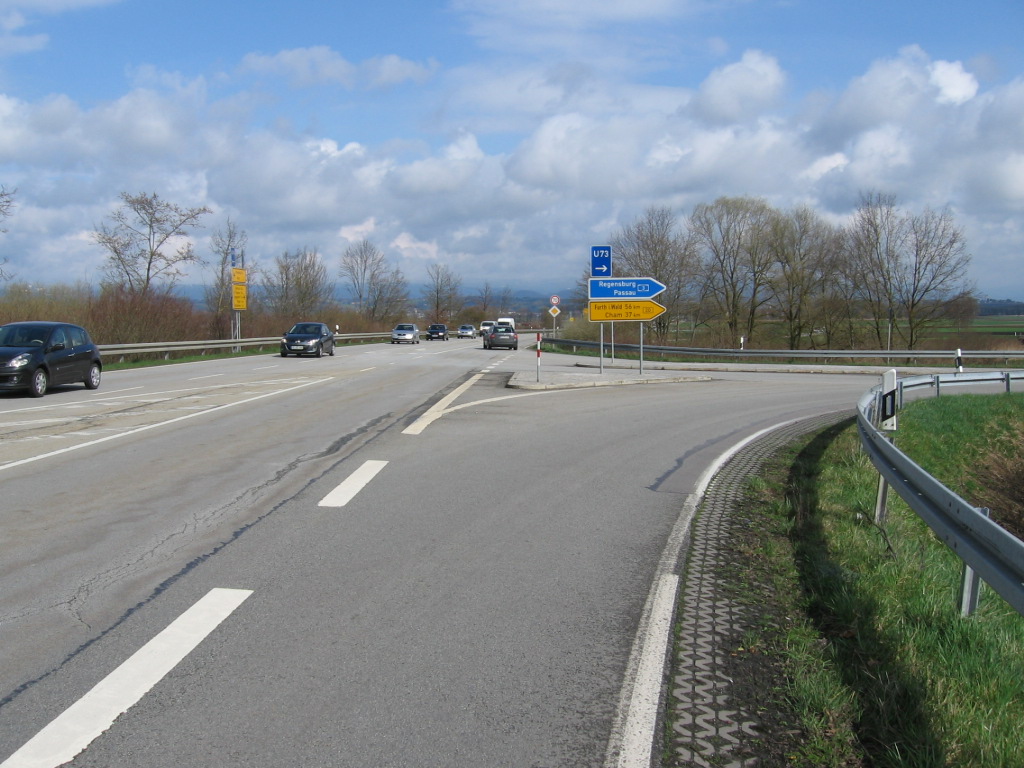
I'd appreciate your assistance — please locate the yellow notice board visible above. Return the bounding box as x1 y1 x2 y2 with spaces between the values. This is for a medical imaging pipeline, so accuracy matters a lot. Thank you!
588 300 665 322
232 284 248 311
231 267 247 284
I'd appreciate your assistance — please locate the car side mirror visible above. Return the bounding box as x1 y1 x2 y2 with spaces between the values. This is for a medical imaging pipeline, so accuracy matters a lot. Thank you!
50 342 66 352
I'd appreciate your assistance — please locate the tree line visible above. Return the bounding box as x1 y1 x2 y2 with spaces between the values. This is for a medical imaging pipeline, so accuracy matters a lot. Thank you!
0 191 517 342
586 192 974 350
1 188 974 349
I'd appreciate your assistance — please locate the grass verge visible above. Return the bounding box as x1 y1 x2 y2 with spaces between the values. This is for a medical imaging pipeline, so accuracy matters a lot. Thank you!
677 395 1024 767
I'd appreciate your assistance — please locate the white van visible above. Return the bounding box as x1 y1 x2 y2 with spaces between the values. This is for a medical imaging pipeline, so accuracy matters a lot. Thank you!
496 316 515 330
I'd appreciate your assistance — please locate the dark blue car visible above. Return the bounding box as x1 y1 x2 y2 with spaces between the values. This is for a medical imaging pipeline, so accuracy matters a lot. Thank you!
0 321 102 397
280 322 336 357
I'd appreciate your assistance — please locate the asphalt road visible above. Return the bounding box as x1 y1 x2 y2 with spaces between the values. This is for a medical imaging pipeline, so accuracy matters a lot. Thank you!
0 339 876 767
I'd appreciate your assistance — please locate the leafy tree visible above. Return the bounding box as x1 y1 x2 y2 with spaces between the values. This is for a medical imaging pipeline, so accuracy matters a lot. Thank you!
94 192 210 297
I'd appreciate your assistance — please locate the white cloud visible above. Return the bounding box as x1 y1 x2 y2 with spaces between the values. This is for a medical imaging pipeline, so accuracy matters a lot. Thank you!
690 50 786 124
928 59 978 105
391 231 439 263
339 217 378 242
0 5 1022 300
240 47 357 89
362 55 439 89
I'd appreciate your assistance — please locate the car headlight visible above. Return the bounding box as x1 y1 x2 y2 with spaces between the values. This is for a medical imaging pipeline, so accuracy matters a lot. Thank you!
7 353 30 369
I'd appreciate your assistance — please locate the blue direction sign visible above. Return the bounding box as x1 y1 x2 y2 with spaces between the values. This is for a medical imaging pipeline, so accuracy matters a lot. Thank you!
588 276 666 300
591 246 612 277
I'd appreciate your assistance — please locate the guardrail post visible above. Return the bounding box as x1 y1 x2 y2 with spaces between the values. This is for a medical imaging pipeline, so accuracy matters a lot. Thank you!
874 370 898 525
960 508 991 617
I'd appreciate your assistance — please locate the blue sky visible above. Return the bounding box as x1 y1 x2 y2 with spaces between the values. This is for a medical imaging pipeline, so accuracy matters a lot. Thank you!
1 0 1023 300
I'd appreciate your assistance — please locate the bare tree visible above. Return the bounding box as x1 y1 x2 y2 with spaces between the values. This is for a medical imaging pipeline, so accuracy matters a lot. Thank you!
423 263 464 323
204 219 248 338
0 185 15 280
897 206 973 349
610 206 698 342
339 240 409 324
845 191 907 348
498 286 514 315
475 283 496 317
767 206 839 349
94 192 211 297
260 248 335 319
691 196 775 344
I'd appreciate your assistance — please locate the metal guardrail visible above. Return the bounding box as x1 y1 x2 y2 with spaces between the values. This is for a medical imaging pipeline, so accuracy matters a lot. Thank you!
545 338 1024 362
99 333 390 358
857 371 1024 617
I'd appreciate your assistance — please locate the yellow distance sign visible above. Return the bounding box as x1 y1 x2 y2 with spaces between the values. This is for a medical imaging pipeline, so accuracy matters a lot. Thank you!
588 299 665 322
232 283 248 311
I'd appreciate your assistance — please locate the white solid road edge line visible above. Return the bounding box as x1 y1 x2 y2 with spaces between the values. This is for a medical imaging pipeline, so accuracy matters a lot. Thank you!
605 417 805 767
1 588 253 768
615 574 680 767
402 375 482 435
318 460 389 507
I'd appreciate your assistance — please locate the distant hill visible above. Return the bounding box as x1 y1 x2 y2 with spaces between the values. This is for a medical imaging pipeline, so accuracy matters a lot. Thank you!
979 298 1024 316
173 284 574 313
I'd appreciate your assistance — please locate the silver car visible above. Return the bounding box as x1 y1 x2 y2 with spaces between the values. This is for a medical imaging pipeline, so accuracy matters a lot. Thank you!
391 323 420 344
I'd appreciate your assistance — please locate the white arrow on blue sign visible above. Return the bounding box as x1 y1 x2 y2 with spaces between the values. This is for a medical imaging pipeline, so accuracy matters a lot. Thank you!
588 276 666 300
591 246 612 276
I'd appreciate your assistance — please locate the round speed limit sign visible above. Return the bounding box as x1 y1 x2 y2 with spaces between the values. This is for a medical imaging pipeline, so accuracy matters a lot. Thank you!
550 295 560 305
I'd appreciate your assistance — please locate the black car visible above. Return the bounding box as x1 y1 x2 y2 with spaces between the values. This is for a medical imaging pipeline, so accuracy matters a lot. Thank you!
0 321 102 397
281 322 335 357
426 323 449 340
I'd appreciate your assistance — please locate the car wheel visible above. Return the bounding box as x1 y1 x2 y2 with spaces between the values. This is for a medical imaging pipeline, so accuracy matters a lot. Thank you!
315 344 322 358
84 363 101 390
513 344 519 350
281 350 288 357
29 368 48 397
329 345 335 356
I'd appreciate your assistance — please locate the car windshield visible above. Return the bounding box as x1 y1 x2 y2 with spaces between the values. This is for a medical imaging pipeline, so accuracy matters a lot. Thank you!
0 325 50 346
396 324 414 331
289 324 320 334
430 325 444 330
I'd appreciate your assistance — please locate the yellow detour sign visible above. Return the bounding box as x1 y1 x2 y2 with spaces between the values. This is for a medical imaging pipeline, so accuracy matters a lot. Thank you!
232 283 248 311
588 299 665 321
